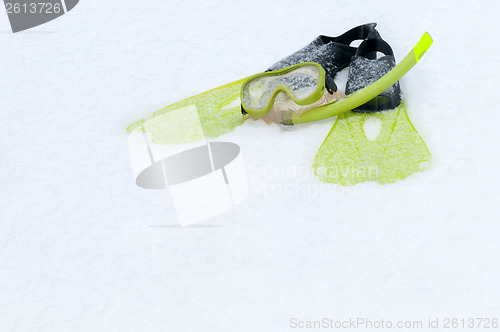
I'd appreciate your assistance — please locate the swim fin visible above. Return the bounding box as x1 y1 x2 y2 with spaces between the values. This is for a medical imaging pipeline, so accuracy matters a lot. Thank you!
126 78 245 144
313 32 431 185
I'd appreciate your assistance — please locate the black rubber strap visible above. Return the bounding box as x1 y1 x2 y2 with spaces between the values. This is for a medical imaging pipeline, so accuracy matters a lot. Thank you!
319 23 377 48
325 75 337 93
356 37 394 59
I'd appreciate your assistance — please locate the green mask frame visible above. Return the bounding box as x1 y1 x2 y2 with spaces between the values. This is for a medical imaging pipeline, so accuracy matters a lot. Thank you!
240 62 327 117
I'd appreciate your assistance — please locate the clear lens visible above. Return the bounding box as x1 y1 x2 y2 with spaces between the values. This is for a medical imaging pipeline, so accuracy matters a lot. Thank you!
242 65 320 111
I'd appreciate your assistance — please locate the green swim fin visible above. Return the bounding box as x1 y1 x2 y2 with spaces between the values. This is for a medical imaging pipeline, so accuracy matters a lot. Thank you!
313 32 431 185
127 78 246 144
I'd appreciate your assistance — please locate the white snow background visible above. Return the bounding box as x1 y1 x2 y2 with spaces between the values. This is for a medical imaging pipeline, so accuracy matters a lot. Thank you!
1 0 499 331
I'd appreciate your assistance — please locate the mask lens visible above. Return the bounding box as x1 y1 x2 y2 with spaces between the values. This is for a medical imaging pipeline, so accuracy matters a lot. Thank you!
281 65 320 100
242 64 321 111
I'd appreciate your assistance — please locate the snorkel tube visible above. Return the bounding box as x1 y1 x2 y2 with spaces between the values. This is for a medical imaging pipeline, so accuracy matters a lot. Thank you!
292 32 433 124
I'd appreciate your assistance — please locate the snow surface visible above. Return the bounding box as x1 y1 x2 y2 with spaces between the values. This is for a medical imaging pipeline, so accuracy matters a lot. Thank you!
1 0 499 331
